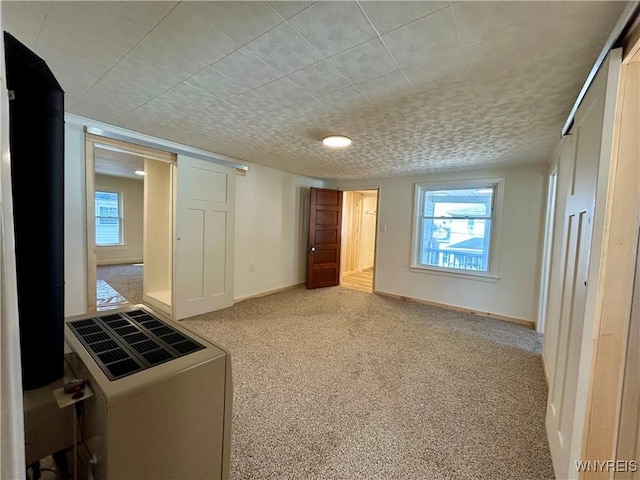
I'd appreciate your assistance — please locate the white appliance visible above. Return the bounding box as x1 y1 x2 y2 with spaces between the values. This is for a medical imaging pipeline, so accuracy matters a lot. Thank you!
64 304 232 480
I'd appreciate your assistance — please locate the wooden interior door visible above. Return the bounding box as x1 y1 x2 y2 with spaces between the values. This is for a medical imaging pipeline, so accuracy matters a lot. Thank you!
307 187 342 289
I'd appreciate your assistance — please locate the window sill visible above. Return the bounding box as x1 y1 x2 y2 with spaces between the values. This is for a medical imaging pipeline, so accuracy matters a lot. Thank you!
409 265 500 283
96 244 127 249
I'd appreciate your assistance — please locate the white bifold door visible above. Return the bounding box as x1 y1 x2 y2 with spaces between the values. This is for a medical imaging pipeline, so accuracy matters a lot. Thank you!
174 154 235 320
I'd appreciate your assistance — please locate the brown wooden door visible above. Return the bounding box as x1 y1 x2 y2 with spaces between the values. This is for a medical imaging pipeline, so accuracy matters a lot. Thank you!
307 187 342 289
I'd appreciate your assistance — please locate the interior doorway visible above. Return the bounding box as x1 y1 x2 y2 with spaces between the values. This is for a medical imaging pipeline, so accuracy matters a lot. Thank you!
85 133 175 315
340 189 379 293
537 169 558 334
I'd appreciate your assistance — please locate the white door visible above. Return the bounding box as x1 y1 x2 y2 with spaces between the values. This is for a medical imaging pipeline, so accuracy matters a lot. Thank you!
174 155 235 320
545 55 617 479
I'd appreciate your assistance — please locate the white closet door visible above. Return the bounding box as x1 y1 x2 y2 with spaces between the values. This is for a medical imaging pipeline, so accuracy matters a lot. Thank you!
174 155 235 320
545 51 620 480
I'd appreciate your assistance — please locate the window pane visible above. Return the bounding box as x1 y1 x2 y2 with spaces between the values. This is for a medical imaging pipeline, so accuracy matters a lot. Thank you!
419 187 494 272
424 188 493 218
95 191 121 245
95 218 121 245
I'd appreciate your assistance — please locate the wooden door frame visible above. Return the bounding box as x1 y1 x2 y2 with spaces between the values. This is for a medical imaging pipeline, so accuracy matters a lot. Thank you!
338 186 380 292
84 132 175 313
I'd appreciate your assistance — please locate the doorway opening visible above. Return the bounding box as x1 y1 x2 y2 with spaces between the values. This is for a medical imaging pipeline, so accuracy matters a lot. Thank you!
340 189 379 293
538 169 558 334
86 133 175 315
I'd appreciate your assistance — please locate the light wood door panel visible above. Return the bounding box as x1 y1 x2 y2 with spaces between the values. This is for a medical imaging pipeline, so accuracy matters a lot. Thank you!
615 229 640 480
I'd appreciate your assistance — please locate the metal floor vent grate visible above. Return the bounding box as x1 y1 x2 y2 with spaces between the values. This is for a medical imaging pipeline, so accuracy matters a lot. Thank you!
67 309 205 381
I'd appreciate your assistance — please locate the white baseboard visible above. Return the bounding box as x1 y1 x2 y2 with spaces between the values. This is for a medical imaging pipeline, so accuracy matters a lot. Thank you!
374 290 535 328
234 283 305 304
97 258 143 266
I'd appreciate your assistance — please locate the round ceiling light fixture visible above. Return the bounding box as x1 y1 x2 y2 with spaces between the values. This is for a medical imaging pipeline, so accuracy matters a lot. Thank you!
322 135 352 147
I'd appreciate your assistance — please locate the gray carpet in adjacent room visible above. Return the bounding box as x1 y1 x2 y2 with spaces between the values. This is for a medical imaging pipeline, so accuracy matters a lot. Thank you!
96 264 143 305
183 286 554 480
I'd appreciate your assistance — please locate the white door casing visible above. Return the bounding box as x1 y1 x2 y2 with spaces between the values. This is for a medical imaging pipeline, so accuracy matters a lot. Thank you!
174 155 235 320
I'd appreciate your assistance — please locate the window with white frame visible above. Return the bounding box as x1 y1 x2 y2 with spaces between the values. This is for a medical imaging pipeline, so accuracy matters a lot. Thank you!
95 191 123 246
412 179 503 276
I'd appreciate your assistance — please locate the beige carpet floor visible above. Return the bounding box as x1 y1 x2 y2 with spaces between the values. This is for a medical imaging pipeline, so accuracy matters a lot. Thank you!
96 264 143 305
183 286 554 480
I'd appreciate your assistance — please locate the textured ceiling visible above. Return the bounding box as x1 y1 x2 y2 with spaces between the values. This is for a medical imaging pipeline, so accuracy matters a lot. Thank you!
95 146 145 180
2 1 628 180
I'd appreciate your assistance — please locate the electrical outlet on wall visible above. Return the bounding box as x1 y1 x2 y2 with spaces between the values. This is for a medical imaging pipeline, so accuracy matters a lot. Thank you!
249 262 255 272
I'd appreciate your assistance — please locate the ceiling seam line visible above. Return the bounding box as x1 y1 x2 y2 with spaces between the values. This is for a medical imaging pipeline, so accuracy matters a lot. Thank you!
33 2 53 48
281 16 372 108
354 0 411 88
70 1 184 108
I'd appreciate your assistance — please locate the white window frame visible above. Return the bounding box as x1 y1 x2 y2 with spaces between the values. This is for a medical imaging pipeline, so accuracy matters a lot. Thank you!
410 178 504 281
95 189 124 246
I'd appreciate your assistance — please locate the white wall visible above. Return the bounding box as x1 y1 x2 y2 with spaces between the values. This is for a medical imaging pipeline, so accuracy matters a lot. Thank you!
64 114 322 316
64 120 88 316
234 163 322 301
95 173 143 265
328 164 547 322
358 194 377 270
0 9 26 474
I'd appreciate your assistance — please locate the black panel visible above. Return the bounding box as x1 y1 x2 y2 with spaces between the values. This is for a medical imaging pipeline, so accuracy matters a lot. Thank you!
5 32 65 390
67 309 205 381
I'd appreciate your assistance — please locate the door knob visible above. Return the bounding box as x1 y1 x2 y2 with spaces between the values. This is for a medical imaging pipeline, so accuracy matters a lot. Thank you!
309 246 316 253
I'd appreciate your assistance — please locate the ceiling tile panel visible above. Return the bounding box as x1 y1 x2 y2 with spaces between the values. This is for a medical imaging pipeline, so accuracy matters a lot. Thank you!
286 60 351 96
252 77 313 107
129 2 242 71
452 1 550 48
71 55 186 115
403 52 469 93
286 98 334 118
470 66 538 106
269 1 315 19
381 7 460 69
133 83 222 124
245 22 324 75
463 32 541 76
70 93 130 125
172 103 252 136
539 1 627 59
2 1 51 48
117 111 175 133
227 90 284 116
328 37 399 84
29 1 168 95
316 86 372 112
359 1 450 35
185 68 249 100
354 71 411 103
199 1 285 45
287 1 377 57
211 47 282 90
33 1 175 83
